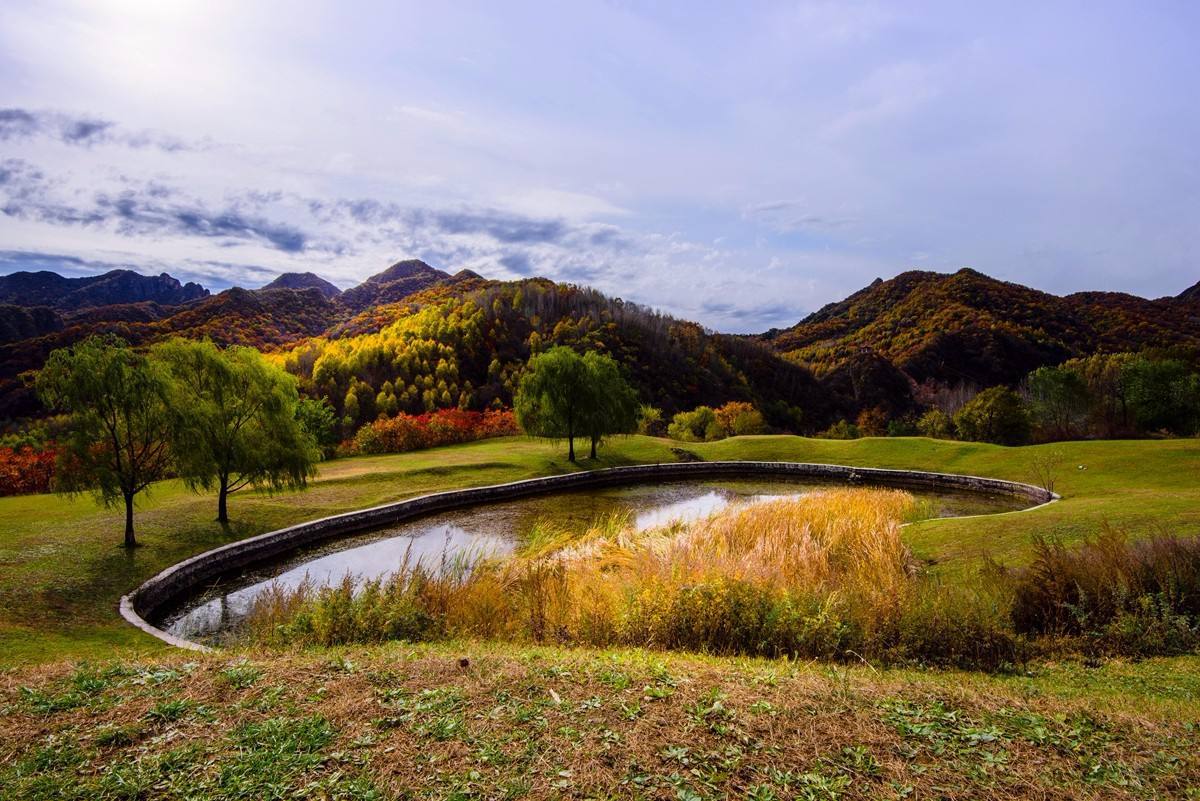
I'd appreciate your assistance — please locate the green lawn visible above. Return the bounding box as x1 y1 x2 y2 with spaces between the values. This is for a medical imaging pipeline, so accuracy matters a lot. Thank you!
1 434 1198 665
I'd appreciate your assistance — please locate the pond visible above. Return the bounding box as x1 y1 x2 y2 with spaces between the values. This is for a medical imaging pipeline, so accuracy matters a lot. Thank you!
159 477 1027 642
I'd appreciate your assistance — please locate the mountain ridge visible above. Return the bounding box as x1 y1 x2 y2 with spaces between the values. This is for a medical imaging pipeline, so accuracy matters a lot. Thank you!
762 268 1200 389
0 269 209 312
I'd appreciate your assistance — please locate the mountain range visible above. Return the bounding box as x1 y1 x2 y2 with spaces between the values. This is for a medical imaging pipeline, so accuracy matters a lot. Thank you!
0 261 1197 429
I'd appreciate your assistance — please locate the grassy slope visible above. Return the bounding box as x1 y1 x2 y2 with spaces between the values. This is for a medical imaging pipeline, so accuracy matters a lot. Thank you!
1 435 1198 665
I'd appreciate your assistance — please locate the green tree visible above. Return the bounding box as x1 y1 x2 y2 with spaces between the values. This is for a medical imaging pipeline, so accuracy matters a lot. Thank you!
1063 353 1137 436
1026 365 1090 440
514 346 590 460
155 339 319 524
1122 358 1200 435
35 335 173 547
580 350 639 458
296 396 340 458
954 386 1031 445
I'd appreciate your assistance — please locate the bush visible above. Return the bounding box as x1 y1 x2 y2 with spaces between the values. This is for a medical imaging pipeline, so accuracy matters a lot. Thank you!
855 407 888 437
349 409 517 455
637 405 666 437
714 401 766 436
954 387 1031 445
0 445 56 496
916 409 954 439
818 420 860 440
667 406 721 442
668 402 767 441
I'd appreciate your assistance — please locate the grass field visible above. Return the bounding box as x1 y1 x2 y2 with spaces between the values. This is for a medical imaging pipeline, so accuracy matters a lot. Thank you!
3 434 1197 665
2 435 1199 798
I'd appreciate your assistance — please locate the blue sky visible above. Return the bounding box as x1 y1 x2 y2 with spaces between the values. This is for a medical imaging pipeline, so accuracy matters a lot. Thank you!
1 1 1198 331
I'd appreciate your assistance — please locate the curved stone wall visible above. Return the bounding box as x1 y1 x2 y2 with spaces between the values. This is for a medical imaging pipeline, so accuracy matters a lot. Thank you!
119 461 1058 651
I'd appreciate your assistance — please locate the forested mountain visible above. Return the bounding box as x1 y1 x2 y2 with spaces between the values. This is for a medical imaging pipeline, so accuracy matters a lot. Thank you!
0 269 208 311
761 268 1200 392
3 261 1199 434
281 278 831 435
1181 280 1200 303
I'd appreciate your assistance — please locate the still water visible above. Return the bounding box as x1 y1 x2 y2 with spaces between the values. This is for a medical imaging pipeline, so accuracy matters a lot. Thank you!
160 478 1024 641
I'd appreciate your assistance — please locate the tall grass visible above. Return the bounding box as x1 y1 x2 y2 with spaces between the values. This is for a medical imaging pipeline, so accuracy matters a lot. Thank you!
247 489 1022 667
1011 529 1200 655
244 489 1200 667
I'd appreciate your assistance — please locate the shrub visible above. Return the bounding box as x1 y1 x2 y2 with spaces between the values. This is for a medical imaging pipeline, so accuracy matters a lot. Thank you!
1011 530 1200 655
855 407 889 437
714 401 767 436
954 386 1031 445
667 406 720 442
637 405 666 436
350 409 517 455
916 409 954 439
668 403 767 441
0 445 57 496
818 420 859 440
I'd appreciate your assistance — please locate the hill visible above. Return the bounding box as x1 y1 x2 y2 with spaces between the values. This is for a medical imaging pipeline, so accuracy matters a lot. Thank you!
336 259 453 312
762 268 1200 391
1181 279 1200 302
0 268 208 311
260 271 341 299
282 276 833 435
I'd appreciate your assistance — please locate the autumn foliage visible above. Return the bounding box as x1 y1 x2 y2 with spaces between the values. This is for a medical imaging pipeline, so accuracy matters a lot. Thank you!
0 445 56 496
349 408 518 455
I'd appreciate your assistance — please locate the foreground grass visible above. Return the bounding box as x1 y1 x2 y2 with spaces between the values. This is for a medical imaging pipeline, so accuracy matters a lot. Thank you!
1 435 1198 665
2 642 1197 800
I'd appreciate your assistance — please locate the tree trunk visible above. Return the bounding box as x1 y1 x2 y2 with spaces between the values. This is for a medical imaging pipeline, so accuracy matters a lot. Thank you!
123 492 136 548
590 435 598 459
217 480 229 524
567 436 575 462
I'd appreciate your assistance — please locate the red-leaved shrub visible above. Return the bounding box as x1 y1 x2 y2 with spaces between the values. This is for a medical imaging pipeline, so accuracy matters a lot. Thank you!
350 409 518 455
0 446 57 496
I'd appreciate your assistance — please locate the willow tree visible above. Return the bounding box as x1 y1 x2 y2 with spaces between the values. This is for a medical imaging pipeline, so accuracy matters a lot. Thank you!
514 346 638 461
36 335 173 547
580 350 639 458
514 346 590 461
155 339 318 524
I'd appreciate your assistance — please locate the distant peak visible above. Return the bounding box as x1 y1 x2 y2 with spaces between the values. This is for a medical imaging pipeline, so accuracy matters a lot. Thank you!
452 268 483 281
261 271 341 299
367 259 444 284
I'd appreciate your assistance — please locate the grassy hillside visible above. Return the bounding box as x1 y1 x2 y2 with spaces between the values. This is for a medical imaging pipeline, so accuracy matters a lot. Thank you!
2 435 1198 666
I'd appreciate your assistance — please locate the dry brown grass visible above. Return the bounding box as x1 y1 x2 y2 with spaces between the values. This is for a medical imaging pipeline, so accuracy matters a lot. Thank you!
249 490 947 661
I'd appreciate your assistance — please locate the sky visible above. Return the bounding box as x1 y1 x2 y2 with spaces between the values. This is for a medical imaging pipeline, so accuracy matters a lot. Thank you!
1 1 1198 332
